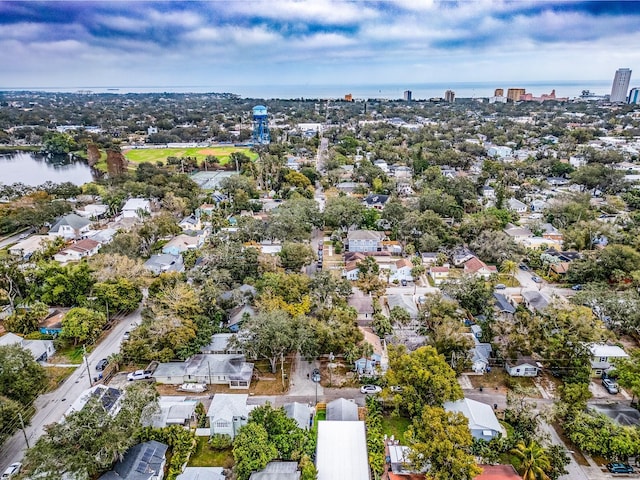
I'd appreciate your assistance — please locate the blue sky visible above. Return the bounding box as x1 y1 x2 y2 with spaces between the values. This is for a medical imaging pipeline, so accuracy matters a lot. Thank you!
1 1 639 89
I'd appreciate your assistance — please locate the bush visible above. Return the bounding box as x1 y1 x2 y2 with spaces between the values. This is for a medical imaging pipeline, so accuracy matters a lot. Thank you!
210 434 232 450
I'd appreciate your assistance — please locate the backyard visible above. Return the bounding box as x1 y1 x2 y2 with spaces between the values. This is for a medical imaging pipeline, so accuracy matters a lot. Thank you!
188 437 234 468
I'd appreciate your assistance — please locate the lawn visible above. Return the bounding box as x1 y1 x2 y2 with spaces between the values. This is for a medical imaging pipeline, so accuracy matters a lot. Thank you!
44 366 76 391
49 344 85 365
123 146 258 166
381 414 411 444
188 437 234 468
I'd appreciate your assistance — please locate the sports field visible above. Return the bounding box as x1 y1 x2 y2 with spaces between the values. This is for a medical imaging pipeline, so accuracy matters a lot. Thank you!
123 146 258 165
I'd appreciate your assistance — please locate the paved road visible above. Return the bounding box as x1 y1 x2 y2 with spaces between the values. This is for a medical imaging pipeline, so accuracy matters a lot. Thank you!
0 307 142 472
316 137 329 173
0 229 32 249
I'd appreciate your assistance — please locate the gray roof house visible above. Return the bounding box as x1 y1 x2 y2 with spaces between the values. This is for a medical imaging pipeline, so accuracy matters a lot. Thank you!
176 468 225 480
0 332 55 362
521 290 550 313
153 354 254 389
444 398 504 441
493 293 516 315
99 440 167 480
283 402 311 430
146 397 198 428
505 356 541 377
143 254 185 275
48 213 92 240
326 398 358 421
201 333 242 354
386 294 419 320
207 393 253 439
249 461 300 480
347 230 385 253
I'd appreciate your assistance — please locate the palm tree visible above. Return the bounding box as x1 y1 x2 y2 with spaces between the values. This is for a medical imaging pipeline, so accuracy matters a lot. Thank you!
510 440 551 480
500 259 518 286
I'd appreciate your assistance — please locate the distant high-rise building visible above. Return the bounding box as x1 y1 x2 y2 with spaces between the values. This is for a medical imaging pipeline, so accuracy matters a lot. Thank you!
507 88 526 102
344 93 353 102
444 90 455 102
494 88 504 97
611 68 632 102
404 90 412 101
630 87 640 105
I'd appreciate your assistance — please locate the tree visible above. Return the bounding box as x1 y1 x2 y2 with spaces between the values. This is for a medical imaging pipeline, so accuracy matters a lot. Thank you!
323 196 365 231
3 301 48 335
32 262 94 307
441 275 493 316
233 423 278 480
231 310 301 373
501 259 518 284
309 271 352 309
0 395 22 446
510 440 552 480
267 197 321 242
248 404 312 460
60 307 107 345
21 382 157 480
405 405 481 480
91 278 143 315
42 131 76 155
278 242 315 271
389 306 411 326
613 349 640 404
0 256 27 310
0 344 47 405
470 230 521 264
385 345 462 416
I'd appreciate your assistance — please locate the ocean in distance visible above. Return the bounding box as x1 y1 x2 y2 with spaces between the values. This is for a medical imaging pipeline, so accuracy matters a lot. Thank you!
2 80 612 100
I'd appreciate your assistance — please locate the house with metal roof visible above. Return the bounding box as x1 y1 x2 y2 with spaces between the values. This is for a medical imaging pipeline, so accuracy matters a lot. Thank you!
492 293 516 316
0 332 55 362
144 253 185 275
207 394 254 439
589 343 629 377
284 402 311 430
316 421 369 480
99 440 167 480
177 467 225 480
444 398 504 441
153 354 253 389
326 398 359 421
64 385 124 419
249 461 300 480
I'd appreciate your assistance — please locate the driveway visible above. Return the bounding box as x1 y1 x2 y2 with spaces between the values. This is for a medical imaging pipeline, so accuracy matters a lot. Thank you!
288 353 323 397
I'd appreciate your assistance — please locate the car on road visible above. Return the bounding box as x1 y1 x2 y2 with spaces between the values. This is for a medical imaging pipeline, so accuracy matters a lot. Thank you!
95 358 109 371
531 276 542 283
518 263 529 271
571 284 583 291
18 233 28 240
495 284 506 290
127 370 153 381
360 385 382 394
606 463 634 474
602 378 619 394
123 331 131 341
1 463 22 479
401 279 408 286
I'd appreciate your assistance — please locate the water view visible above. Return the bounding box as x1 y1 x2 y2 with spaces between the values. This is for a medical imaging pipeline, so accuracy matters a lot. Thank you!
0 151 95 186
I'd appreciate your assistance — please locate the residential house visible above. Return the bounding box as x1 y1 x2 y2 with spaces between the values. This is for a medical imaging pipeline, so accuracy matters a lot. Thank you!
507 198 528 214
357 328 389 375
503 225 533 243
421 252 439 265
392 258 414 282
386 294 419 321
0 332 55 362
589 343 629 377
53 238 101 264
474 465 522 480
48 213 92 240
396 182 414 196
336 182 360 194
283 402 311 431
530 199 548 212
65 385 123 419
316 421 370 480
444 398 504 441
487 146 513 158
452 248 475 266
207 393 253 439
201 333 242 355
122 198 151 219
162 234 204 255
326 398 359 421
39 309 65 335
143 253 185 275
227 304 255 332
469 335 492 374
471 324 482 339
482 186 496 200
393 166 412 179
98 440 167 480
429 266 450 285
521 290 550 313
347 230 385 253
75 204 108 219
463 257 498 279
373 159 389 172
8 235 49 258
547 177 569 187
178 214 202 231
250 462 300 480
550 262 570 275
505 356 540 377
88 228 117 245
362 194 390 210
348 289 374 323
343 262 360 281
387 444 413 476
541 223 563 242
177 468 225 480
153 354 254 389
492 293 516 317
147 397 197 428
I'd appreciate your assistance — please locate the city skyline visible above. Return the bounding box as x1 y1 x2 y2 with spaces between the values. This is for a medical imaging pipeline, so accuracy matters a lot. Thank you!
2 1 640 90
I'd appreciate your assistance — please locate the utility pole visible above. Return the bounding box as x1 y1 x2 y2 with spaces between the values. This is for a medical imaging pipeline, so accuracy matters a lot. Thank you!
281 353 285 391
18 412 30 448
83 344 93 387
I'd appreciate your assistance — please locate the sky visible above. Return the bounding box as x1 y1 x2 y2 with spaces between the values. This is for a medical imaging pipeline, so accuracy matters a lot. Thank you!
1 1 640 91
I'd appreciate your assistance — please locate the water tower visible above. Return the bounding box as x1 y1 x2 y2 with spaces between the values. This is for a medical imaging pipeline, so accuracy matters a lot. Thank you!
252 105 270 145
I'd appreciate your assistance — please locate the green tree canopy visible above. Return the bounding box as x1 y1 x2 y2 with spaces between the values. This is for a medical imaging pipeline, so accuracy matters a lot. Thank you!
233 422 278 480
60 307 107 346
0 344 47 405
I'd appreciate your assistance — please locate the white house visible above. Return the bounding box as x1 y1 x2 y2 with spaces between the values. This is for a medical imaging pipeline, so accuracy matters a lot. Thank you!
429 266 450 285
391 258 413 282
153 354 254 389
122 198 151 219
487 146 513 158
178 214 202 231
444 398 504 441
9 235 49 258
48 214 92 240
505 356 540 377
0 332 55 362
463 257 498 279
75 204 108 219
507 198 528 214
316 421 369 480
53 239 101 264
482 186 496 200
207 394 253 439
589 343 629 377
343 262 360 281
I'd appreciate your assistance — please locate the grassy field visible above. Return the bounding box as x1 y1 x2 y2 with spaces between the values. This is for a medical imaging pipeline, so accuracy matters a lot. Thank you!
381 414 411 444
123 146 258 166
188 438 234 468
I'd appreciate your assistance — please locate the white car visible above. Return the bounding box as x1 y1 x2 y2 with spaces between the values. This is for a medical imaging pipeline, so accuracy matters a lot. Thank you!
2 463 22 479
127 370 152 381
360 385 382 394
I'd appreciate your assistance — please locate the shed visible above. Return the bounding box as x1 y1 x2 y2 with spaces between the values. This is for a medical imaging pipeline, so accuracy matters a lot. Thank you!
326 398 358 421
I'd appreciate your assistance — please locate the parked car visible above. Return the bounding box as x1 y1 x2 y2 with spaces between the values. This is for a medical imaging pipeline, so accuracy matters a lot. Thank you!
1 463 22 479
602 378 619 394
360 385 382 394
390 386 404 393
531 276 542 283
518 263 529 271
571 284 583 291
127 370 152 381
400 279 408 286
495 284 506 290
606 463 634 474
95 358 109 371
123 331 131 340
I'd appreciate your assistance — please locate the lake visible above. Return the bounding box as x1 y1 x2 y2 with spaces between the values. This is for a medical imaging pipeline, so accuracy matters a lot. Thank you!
0 152 95 186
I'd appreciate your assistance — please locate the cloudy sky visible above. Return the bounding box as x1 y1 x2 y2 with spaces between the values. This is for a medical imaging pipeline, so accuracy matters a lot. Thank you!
1 1 639 90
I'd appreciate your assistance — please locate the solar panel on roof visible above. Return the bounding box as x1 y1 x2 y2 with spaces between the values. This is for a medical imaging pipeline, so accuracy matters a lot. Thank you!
135 462 149 473
141 450 153 462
